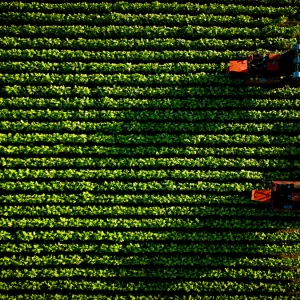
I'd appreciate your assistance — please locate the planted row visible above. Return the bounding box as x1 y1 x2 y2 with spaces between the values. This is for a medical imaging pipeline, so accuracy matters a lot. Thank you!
0 73 244 86
1 97 299 110
1 229 299 242
0 2 296 15
0 180 256 192
1 241 299 255
0 133 299 145
1 37 293 51
0 49 250 63
1 109 300 121
2 156 297 169
3 85 300 98
0 168 295 181
5 217 300 229
0 193 248 205
0 204 284 217
0 62 227 74
0 13 273 27
0 279 295 292
0 254 299 268
0 145 299 157
0 267 296 280
2 121 300 134
0 25 269 39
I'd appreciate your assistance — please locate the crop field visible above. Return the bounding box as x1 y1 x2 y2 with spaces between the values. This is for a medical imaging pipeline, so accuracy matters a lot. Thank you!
0 0 300 299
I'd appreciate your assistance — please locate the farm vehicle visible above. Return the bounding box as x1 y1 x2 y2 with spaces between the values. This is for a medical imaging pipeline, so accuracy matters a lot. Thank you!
226 43 300 86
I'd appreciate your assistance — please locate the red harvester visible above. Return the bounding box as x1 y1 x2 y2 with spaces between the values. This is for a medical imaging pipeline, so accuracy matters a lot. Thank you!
251 181 300 212
226 44 300 86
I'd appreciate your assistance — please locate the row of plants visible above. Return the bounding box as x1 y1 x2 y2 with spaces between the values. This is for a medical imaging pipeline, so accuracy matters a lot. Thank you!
0 73 245 86
0 2 297 15
0 180 258 192
0 204 288 217
1 37 294 51
3 85 300 98
0 168 296 181
0 279 296 292
0 193 250 205
0 133 298 145
5 217 300 229
1 241 299 255
1 229 299 242
0 49 252 63
0 13 275 27
0 254 299 268
1 109 299 121
0 145 299 157
2 121 300 134
1 156 297 169
0 62 227 74
1 97 299 110
0 267 296 280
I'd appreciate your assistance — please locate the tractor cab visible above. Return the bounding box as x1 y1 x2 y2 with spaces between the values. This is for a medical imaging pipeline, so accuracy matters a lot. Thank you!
251 181 300 212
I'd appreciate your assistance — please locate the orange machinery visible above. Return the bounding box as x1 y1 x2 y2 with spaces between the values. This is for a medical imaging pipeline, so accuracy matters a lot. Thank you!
251 181 300 212
226 44 300 85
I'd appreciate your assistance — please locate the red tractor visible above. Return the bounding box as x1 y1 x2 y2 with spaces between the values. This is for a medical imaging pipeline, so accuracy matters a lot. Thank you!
251 181 300 212
226 44 300 85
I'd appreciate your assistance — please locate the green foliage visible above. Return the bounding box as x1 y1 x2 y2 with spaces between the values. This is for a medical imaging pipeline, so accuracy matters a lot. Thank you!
1 0 300 297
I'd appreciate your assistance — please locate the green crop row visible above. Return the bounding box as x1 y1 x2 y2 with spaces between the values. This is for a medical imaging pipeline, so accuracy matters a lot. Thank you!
0 73 244 86
4 216 300 230
1 229 299 242
1 37 294 51
0 267 296 280
0 180 257 192
2 121 300 134
1 156 297 169
0 25 269 39
1 97 299 110
0 62 227 74
0 49 250 63
0 2 297 15
0 13 273 27
0 204 288 217
0 133 299 145
0 168 297 181
0 145 299 157
4 217 299 229
1 253 299 268
1 109 300 121
0 193 248 205
1 241 299 256
3 85 300 98
0 279 296 292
